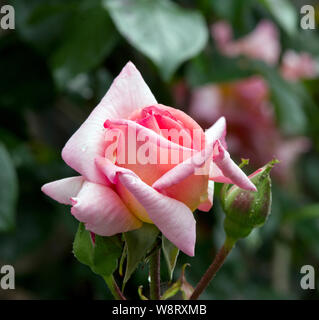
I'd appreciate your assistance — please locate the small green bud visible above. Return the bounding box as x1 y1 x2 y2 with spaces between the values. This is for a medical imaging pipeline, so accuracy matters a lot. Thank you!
221 159 278 242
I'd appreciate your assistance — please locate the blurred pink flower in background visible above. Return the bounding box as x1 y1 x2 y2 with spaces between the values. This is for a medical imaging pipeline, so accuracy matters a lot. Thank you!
188 77 310 183
211 20 318 81
211 20 280 65
281 50 318 81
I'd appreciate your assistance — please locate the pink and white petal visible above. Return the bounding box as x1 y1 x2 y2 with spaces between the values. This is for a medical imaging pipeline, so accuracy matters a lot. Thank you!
41 176 84 205
132 104 206 150
212 140 257 191
62 62 157 184
95 158 196 256
103 120 197 211
209 162 233 184
119 174 196 256
205 117 227 148
152 141 214 191
155 115 193 148
197 181 214 212
137 114 162 135
71 181 142 236
95 157 137 184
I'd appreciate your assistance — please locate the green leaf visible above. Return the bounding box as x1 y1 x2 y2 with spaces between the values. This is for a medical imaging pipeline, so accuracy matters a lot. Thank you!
51 6 118 88
284 204 319 222
92 235 122 276
162 235 179 280
259 0 297 35
118 242 127 277
73 222 93 266
73 223 122 277
11 0 72 54
210 0 255 33
288 31 319 57
253 61 308 136
0 143 18 232
104 0 208 80
27 2 77 25
123 223 159 285
301 154 319 199
186 52 254 86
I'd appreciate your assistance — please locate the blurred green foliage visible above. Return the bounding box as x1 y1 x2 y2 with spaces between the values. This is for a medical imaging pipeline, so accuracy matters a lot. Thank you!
0 0 319 299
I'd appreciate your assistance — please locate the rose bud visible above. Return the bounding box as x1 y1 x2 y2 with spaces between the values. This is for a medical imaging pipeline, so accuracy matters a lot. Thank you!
221 159 278 242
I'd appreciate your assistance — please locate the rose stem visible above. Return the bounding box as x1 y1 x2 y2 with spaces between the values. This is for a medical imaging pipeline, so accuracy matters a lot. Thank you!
190 238 235 300
149 246 161 300
104 275 126 300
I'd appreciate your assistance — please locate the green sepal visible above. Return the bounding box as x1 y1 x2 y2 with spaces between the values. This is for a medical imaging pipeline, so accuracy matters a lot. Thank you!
123 223 159 286
162 235 179 280
160 264 194 300
138 285 149 300
73 223 122 277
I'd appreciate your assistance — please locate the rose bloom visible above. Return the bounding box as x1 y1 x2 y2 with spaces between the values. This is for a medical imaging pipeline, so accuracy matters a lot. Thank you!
42 62 256 256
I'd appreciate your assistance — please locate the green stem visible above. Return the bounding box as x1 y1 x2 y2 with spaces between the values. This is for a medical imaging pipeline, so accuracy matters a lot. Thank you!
104 275 126 300
149 246 161 300
190 238 235 300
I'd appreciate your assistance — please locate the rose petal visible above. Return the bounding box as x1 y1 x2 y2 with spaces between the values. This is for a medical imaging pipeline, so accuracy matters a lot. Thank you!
62 62 157 184
41 176 84 204
209 162 233 184
212 140 257 191
197 181 214 212
71 181 142 236
132 104 205 151
152 141 214 191
137 114 162 135
205 116 227 148
152 113 192 148
95 157 196 256
103 120 207 211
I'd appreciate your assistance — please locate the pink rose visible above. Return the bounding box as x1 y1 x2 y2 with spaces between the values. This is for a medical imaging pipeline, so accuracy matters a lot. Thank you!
211 20 280 65
281 50 318 81
41 62 255 256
